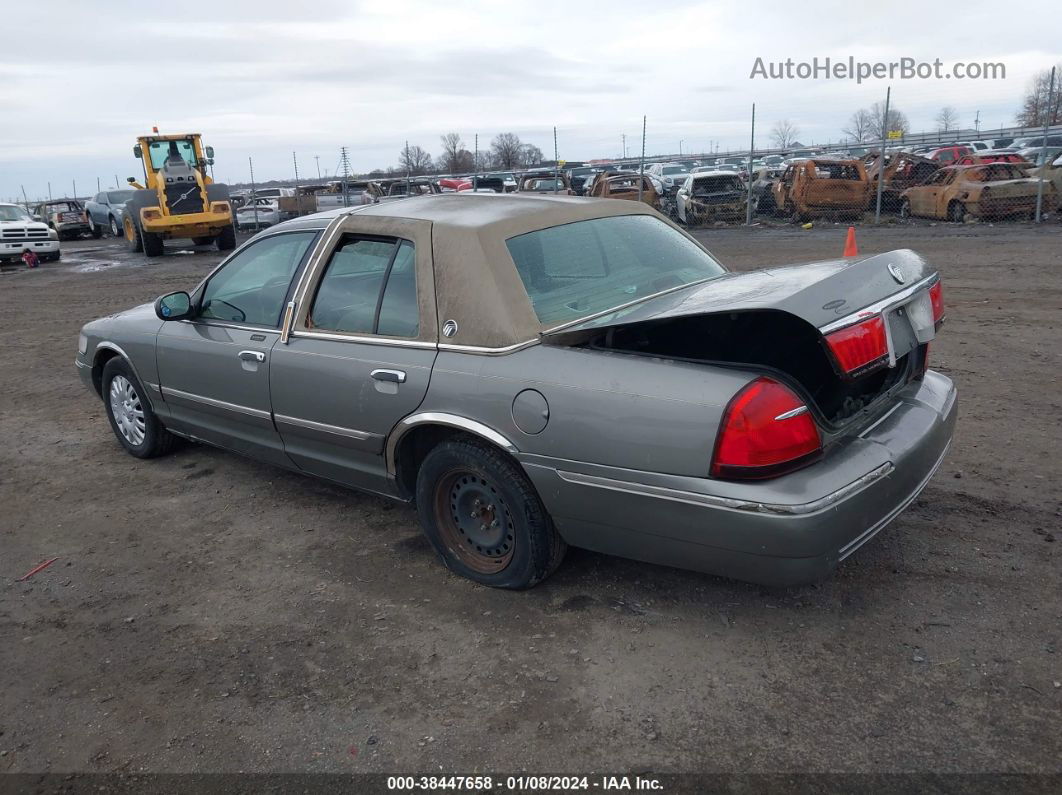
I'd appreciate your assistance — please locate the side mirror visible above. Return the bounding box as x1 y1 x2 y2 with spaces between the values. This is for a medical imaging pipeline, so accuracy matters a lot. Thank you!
154 291 193 321
133 145 142 159
205 146 215 159
126 177 136 184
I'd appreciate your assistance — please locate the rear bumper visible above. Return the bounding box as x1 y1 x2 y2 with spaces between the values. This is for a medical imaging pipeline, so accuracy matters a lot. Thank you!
521 371 957 586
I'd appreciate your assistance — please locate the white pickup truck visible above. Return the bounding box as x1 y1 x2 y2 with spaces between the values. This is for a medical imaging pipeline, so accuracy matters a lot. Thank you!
0 203 60 264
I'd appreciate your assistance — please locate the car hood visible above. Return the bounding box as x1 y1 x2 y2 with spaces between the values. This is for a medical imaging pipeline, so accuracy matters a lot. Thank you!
542 248 933 337
0 219 50 230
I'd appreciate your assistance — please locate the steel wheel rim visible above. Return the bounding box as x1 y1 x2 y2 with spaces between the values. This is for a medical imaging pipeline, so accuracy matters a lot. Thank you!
433 469 515 574
112 217 122 237
109 375 146 446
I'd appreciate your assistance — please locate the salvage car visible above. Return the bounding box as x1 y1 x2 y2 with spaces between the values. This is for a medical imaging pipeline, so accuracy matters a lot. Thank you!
864 152 939 210
646 162 691 195
675 171 747 224
1 202 61 263
235 198 281 231
772 158 870 220
32 199 91 240
85 189 135 238
953 151 1031 166
77 194 956 589
899 163 1058 221
517 171 574 194
588 172 660 208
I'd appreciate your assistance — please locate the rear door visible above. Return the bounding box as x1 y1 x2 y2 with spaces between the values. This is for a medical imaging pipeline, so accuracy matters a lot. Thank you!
155 230 318 465
269 217 437 494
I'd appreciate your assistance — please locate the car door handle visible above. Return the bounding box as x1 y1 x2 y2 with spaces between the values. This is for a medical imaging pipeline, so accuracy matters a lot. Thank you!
370 369 406 383
238 350 266 363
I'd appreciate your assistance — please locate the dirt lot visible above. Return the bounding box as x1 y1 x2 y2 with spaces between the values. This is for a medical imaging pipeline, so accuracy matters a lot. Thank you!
1 222 1060 779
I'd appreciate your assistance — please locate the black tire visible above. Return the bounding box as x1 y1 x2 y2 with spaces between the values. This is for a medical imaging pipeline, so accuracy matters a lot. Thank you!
101 357 175 459
46 251 61 262
142 228 164 257
123 214 144 253
89 219 103 239
899 198 912 219
216 224 236 251
192 236 213 245
948 201 966 223
415 438 566 589
109 215 122 237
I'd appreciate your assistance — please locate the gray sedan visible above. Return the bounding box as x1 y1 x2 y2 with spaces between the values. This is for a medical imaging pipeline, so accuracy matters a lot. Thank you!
76 195 956 589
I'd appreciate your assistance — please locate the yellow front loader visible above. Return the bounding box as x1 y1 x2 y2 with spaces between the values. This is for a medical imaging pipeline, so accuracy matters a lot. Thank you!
123 132 235 256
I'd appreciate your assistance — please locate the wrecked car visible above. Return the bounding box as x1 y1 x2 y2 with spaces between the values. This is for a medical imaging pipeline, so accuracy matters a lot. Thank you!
864 152 939 210
77 194 955 590
517 171 575 195
899 163 1058 222
588 172 660 208
750 167 784 213
32 199 90 240
675 171 747 224
772 158 870 221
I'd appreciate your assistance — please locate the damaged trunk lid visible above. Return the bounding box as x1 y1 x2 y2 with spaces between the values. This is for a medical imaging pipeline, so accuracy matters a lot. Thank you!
544 249 940 428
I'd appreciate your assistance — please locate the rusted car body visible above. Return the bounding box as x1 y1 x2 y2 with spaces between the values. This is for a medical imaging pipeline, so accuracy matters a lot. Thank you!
900 163 1058 221
32 198 90 240
954 152 1031 167
675 171 746 224
517 171 574 195
864 152 939 210
588 172 660 208
772 158 870 220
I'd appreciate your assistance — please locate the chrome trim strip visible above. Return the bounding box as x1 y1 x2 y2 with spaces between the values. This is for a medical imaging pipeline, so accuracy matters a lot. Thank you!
838 441 950 560
437 339 540 355
274 413 379 441
179 319 280 334
160 386 272 420
385 412 519 476
774 405 809 421
75 358 89 369
819 274 939 335
290 330 437 349
554 462 894 516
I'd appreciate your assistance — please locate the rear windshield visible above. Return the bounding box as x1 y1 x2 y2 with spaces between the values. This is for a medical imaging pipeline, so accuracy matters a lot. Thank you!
506 215 726 327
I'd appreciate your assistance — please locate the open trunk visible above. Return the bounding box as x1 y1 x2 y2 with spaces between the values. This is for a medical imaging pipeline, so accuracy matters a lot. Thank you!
544 249 940 429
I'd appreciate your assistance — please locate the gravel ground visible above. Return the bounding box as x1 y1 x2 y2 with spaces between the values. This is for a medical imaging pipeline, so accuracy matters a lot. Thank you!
0 222 1059 778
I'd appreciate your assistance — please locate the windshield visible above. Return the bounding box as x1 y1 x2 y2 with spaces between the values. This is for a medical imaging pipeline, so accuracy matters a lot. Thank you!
148 139 198 170
0 205 32 222
107 190 134 204
505 215 726 327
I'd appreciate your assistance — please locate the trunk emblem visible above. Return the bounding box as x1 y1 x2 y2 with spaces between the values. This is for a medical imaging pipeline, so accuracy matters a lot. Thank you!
887 263 906 284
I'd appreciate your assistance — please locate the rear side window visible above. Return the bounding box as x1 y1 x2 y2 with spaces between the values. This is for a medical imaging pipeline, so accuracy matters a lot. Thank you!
506 215 725 327
310 237 419 337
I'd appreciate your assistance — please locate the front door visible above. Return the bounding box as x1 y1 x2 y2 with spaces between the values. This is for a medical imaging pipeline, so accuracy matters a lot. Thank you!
268 220 438 494
155 230 319 465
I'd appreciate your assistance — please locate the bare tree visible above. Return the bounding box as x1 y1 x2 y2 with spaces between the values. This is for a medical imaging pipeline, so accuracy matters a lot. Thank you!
770 119 799 149
1016 64 1062 127
491 133 525 169
521 143 545 167
399 144 433 176
869 102 910 137
935 106 959 132
842 109 875 143
439 133 465 174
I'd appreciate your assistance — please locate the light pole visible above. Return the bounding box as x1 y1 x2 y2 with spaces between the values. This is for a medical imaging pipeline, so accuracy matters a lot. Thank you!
679 140 684 156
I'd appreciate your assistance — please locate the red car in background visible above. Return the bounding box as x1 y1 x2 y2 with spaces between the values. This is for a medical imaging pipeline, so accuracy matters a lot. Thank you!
925 145 972 165
955 151 1031 167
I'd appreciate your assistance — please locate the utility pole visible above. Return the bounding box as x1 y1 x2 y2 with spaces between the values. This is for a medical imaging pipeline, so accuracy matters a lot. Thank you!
637 115 647 203
473 134 479 191
553 126 559 194
974 110 981 135
249 156 259 231
292 152 302 216
622 133 627 159
72 179 77 201
1035 66 1057 222
314 155 321 180
875 86 890 223
339 146 352 207
47 182 52 201
96 177 101 193
679 140 684 156
404 140 411 196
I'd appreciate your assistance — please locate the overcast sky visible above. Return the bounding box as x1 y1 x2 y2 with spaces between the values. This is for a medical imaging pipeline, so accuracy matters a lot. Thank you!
3 0 1059 200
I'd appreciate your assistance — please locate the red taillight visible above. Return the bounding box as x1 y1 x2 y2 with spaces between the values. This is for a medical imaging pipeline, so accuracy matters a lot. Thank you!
929 281 944 325
824 316 888 377
711 377 822 480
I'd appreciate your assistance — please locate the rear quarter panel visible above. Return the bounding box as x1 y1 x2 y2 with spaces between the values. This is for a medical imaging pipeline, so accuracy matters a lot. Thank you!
423 345 754 477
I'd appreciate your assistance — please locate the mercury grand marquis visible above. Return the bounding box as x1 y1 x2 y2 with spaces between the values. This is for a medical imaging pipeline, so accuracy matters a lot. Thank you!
76 194 956 589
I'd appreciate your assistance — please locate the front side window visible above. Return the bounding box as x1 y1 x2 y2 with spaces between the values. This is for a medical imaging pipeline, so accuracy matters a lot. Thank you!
309 237 419 337
506 215 726 327
199 232 316 326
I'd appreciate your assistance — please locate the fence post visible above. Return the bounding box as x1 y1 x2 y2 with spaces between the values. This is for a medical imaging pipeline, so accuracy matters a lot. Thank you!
473 134 478 191
1035 66 1056 223
249 157 259 231
553 127 559 194
746 103 756 226
292 151 301 216
875 86 890 224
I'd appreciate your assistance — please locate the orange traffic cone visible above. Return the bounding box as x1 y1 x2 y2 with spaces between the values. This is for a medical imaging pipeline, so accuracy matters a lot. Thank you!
843 226 858 257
